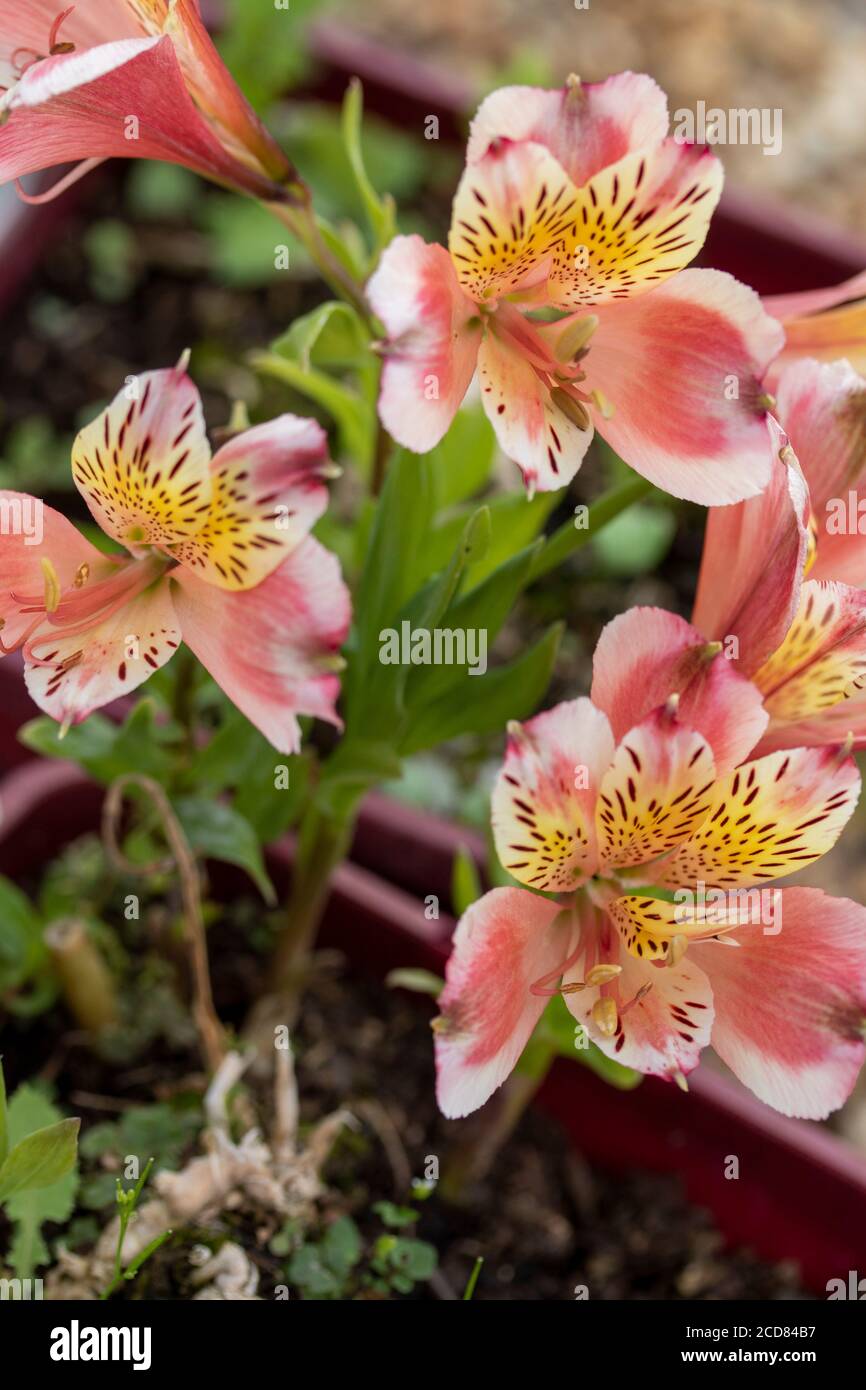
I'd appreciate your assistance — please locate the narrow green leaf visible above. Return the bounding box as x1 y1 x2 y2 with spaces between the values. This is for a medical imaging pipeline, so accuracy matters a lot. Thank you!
0 1061 7 1168
451 847 482 916
341 79 396 252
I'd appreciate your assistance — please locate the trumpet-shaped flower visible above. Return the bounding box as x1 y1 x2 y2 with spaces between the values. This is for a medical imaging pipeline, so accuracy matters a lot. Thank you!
435 681 866 1122
0 361 350 752
368 73 783 503
691 357 866 752
0 1 299 201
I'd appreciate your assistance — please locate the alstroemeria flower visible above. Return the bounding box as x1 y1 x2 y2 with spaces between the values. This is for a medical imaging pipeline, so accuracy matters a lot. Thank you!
0 361 350 752
435 687 866 1121
689 357 866 753
764 269 866 384
368 73 783 503
0 1 299 201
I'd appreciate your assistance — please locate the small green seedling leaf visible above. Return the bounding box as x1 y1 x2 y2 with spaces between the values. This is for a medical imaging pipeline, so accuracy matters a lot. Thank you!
0 1118 79 1202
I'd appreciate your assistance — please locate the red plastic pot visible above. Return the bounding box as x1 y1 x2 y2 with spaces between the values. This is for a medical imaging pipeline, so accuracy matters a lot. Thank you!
1 757 866 1295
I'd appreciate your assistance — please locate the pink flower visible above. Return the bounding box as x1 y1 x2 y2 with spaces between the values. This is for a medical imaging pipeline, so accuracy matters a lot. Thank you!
0 360 350 752
435 682 866 1121
0 1 299 201
368 73 783 503
763 269 866 384
690 356 866 753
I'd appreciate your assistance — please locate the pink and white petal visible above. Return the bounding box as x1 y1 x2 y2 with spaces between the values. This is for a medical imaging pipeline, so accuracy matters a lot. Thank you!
762 268 866 326
753 580 866 724
693 888 866 1119
492 697 614 890
478 326 593 493
0 0 141 67
435 887 571 1118
547 141 723 310
466 73 669 187
170 415 332 591
367 235 481 453
171 537 350 754
0 37 282 199
564 902 713 1078
773 358 866 575
0 491 117 644
591 607 768 776
23 577 180 726
596 708 716 871
72 362 211 551
692 420 810 675
584 269 784 505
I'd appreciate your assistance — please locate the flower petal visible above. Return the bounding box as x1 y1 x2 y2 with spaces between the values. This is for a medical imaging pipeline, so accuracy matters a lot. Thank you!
435 887 569 1118
692 420 810 673
72 363 211 551
582 268 783 504
546 140 722 310
448 139 580 303
491 698 614 890
466 74 669 187
171 537 350 754
24 576 180 725
367 235 481 453
0 490 112 644
596 708 716 871
753 580 866 724
478 316 593 493
591 607 769 776
169 415 331 591
0 37 281 198
693 888 866 1119
609 891 744 963
662 746 860 889
564 901 713 1077
773 358 866 586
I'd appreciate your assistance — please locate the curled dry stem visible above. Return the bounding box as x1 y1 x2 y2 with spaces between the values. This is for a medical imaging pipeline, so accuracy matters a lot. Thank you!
102 773 227 1076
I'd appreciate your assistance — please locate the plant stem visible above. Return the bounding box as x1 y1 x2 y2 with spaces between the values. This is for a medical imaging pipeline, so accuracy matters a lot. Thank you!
440 1040 557 1201
268 802 358 998
102 774 227 1074
529 473 653 582
44 918 120 1037
267 198 372 327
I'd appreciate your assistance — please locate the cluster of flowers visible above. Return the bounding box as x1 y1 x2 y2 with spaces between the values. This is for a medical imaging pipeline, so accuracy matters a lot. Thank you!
1 4 866 1119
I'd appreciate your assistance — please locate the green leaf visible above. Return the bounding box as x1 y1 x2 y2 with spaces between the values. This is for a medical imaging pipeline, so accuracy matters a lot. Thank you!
341 79 396 253
321 1216 362 1277
0 1118 80 1202
174 797 275 904
428 407 497 510
288 1244 342 1299
3 1085 78 1278
252 348 374 474
0 1062 7 1168
593 503 676 577
19 703 176 786
390 1237 438 1282
273 300 368 371
373 1201 417 1230
451 846 482 916
0 876 46 994
401 622 562 754
384 968 444 998
427 491 557 587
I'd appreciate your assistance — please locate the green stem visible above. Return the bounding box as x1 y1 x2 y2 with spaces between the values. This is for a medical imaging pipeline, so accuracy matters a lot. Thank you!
529 473 653 583
267 198 372 328
268 801 359 998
